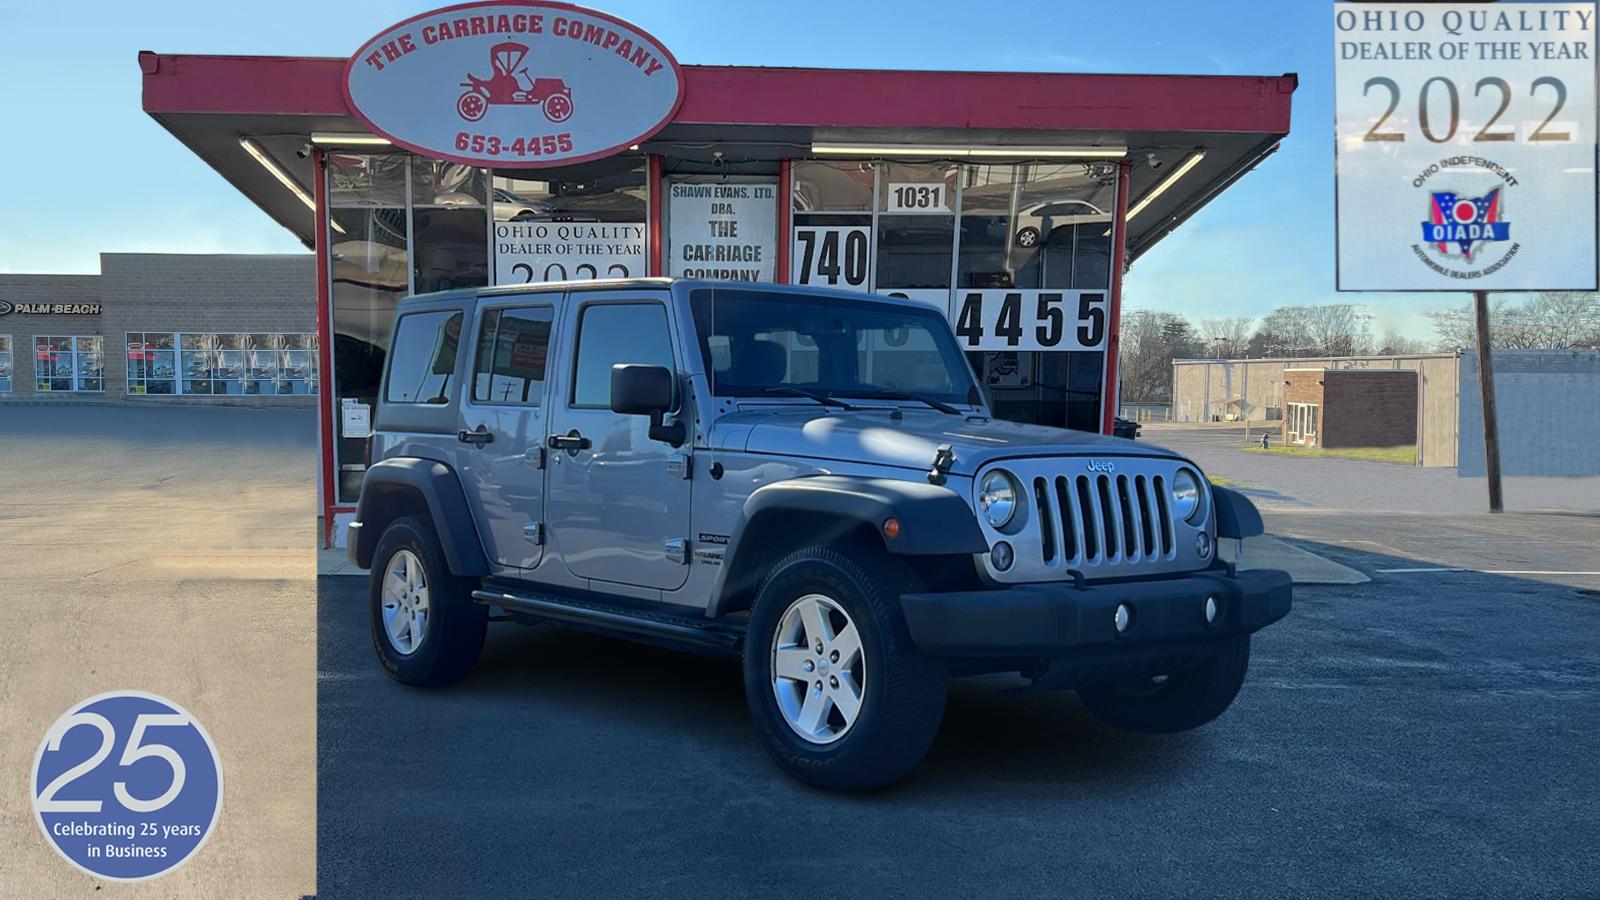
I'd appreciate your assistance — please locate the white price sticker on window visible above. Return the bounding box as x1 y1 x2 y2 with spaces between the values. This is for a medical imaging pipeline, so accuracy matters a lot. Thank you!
951 290 1107 352
884 182 950 214
791 226 872 290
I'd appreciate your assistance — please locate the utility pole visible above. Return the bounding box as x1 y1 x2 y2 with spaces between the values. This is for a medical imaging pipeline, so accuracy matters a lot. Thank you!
1473 290 1503 513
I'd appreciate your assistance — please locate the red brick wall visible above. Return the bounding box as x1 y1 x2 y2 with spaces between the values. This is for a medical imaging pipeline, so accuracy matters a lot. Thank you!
1322 370 1417 448
1281 371 1323 445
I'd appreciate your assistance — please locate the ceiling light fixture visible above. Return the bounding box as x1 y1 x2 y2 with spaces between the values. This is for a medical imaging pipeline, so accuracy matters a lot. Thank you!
1126 151 1206 221
810 143 1126 159
240 137 343 234
310 132 393 147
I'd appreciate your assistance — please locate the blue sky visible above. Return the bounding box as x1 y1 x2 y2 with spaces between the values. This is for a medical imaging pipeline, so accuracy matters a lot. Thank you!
0 0 1447 338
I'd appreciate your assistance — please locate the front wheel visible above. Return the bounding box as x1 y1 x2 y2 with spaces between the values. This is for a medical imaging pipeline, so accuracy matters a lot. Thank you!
369 516 487 686
1076 637 1251 733
744 546 947 790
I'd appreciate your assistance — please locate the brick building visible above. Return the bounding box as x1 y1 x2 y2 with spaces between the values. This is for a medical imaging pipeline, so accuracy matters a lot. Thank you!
0 253 315 405
1282 367 1417 449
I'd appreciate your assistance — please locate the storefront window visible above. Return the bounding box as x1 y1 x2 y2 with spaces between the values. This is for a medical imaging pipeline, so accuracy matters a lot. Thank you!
491 158 647 284
126 332 177 395
328 152 410 502
791 161 874 292
876 163 957 297
133 332 316 397
35 335 102 393
956 162 1116 430
0 335 12 392
413 160 489 294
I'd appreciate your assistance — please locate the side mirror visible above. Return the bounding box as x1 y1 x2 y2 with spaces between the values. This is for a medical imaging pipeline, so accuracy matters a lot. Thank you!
610 364 685 446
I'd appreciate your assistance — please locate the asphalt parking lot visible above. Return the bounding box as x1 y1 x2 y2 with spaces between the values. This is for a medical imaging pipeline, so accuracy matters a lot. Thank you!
318 503 1600 898
0 405 317 898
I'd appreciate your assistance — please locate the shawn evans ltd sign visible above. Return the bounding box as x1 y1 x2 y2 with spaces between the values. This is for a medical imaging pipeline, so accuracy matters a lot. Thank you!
343 1 685 167
0 301 100 316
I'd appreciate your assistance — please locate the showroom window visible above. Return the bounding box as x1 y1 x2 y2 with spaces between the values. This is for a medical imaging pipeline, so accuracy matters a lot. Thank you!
791 161 874 292
34 336 102 393
126 332 177 395
472 306 555 406
128 333 317 396
0 335 12 392
491 157 648 283
413 159 489 294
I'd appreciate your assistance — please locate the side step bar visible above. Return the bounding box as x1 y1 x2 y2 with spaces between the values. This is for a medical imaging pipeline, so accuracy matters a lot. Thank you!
471 588 745 656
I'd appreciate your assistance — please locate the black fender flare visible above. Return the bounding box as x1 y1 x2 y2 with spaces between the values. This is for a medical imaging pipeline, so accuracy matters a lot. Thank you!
708 475 989 617
1212 485 1265 540
349 457 490 576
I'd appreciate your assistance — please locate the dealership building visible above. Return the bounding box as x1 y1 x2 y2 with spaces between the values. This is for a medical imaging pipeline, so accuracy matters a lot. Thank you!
0 253 315 403
136 2 1296 543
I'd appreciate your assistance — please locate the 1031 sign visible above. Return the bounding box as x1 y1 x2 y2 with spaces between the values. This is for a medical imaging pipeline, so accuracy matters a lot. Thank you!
952 290 1106 352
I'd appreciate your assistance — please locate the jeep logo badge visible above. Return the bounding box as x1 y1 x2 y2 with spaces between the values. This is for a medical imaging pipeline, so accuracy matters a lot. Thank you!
1085 459 1115 473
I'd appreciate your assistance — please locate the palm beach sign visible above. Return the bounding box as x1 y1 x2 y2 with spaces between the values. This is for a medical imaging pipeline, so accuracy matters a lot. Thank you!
343 1 685 168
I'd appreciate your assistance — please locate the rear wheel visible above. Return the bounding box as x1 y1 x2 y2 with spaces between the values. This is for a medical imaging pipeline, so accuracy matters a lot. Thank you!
744 546 947 790
1076 637 1251 733
369 516 487 686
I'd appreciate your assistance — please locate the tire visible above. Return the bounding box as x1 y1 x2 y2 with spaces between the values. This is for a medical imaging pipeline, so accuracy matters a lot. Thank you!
743 545 947 790
368 515 487 687
1076 637 1251 734
1015 226 1041 248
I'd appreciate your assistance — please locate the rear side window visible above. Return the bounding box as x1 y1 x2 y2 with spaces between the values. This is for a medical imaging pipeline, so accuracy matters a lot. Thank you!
386 310 463 404
571 303 675 408
472 306 555 406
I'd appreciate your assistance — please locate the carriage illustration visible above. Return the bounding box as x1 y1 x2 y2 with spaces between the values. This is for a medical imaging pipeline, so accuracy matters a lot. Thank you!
456 41 574 123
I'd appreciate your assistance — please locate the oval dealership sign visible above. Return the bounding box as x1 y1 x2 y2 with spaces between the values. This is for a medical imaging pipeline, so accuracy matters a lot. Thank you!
343 1 684 167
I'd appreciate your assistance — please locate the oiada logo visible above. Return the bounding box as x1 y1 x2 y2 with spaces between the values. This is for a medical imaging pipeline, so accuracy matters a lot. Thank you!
1415 181 1516 278
343 1 684 168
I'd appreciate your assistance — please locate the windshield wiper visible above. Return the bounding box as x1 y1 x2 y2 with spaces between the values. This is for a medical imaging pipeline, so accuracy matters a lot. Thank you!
845 389 962 416
758 387 859 411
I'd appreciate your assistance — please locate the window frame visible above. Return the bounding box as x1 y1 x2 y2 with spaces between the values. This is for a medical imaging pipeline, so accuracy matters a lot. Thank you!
0 333 12 393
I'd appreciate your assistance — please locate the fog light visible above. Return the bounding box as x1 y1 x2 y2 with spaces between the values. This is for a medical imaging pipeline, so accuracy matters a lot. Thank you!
1195 532 1212 558
991 541 1014 571
1204 596 1219 624
1114 603 1133 634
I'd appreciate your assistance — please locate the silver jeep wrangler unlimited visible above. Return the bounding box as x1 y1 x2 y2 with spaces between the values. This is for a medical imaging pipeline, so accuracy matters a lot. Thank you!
348 279 1290 790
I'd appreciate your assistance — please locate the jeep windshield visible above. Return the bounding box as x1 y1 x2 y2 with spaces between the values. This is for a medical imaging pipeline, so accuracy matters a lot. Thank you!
689 288 983 408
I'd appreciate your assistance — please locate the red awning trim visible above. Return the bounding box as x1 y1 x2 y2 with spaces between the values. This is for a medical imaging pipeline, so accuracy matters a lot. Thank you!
140 52 1294 135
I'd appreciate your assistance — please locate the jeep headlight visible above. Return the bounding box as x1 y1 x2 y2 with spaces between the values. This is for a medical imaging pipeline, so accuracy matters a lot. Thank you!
1171 468 1204 524
978 469 1019 528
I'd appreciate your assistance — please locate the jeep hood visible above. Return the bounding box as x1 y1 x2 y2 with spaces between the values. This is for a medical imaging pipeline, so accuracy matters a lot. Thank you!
714 408 1180 476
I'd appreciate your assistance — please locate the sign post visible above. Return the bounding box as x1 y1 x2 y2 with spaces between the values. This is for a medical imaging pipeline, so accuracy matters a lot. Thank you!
1333 1 1597 511
1473 290 1504 512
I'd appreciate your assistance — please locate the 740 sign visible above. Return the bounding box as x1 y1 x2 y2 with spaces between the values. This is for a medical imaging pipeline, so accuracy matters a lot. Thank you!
952 290 1106 352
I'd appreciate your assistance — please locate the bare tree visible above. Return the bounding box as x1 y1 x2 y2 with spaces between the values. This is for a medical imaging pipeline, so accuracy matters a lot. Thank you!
1249 304 1373 357
1118 309 1200 402
1428 292 1600 350
1376 327 1431 356
1196 316 1255 358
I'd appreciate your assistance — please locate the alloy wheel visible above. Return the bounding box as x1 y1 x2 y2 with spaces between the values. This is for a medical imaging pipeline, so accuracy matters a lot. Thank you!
381 549 430 656
771 593 866 745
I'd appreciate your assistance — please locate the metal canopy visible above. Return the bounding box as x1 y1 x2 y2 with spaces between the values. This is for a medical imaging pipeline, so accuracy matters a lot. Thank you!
140 52 1295 261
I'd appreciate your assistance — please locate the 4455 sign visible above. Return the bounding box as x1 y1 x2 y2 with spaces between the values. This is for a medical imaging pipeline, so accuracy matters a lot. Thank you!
952 290 1107 352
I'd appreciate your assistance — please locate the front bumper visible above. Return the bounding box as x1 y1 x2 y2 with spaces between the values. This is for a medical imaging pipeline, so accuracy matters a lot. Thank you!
899 565 1291 660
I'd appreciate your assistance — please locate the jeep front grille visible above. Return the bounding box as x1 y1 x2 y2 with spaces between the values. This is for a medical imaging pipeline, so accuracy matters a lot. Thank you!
976 456 1208 583
1033 473 1173 566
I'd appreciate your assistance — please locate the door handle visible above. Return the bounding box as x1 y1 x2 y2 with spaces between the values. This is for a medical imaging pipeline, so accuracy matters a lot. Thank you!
457 426 494 446
548 430 591 451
